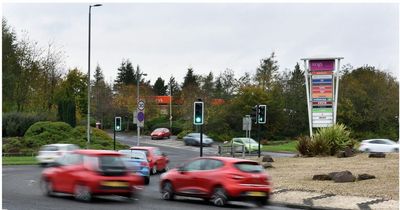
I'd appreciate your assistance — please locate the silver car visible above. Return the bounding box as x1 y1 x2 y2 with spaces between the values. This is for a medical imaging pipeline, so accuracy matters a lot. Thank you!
358 139 399 153
183 133 214 147
36 144 79 166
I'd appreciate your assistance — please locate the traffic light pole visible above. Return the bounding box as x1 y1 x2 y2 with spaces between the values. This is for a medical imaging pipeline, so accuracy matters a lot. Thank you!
200 125 203 157
113 124 116 151
257 121 261 158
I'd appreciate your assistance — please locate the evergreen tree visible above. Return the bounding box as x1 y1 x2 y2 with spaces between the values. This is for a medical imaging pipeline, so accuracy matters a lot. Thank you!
254 52 279 91
153 77 168 95
114 59 137 86
182 68 199 89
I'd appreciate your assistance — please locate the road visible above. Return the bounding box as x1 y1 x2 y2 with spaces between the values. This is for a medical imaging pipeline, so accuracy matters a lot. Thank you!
2 134 299 210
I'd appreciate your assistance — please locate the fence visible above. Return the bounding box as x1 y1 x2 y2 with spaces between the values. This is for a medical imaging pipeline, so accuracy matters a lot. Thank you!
218 144 246 158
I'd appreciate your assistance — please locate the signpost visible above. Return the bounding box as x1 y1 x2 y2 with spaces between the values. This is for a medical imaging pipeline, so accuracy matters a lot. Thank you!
301 57 343 137
137 100 145 146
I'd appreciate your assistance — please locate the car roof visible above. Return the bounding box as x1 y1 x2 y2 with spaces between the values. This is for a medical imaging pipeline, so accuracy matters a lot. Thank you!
194 156 258 164
74 149 122 156
45 144 74 147
129 146 156 150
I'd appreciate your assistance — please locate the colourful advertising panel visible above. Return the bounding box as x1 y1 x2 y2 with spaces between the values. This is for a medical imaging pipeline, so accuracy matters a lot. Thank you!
309 60 335 71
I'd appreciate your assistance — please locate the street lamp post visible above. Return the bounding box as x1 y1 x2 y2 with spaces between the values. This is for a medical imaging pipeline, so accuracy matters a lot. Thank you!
87 4 102 149
136 65 147 146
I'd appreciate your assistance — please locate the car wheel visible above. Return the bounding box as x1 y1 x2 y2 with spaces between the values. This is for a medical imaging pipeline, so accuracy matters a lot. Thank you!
74 183 91 202
40 178 54 197
255 196 270 207
144 176 150 185
161 181 175 200
167 136 170 139
151 137 154 140
393 148 399 153
365 148 370 153
210 187 228 207
151 165 158 175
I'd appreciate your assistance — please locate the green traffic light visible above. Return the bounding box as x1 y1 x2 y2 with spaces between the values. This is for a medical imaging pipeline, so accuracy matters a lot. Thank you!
195 117 201 123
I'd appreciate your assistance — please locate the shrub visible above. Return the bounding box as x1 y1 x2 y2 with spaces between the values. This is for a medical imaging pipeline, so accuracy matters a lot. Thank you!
2 112 48 137
315 124 353 155
70 126 128 150
24 121 73 148
177 130 191 139
310 134 330 156
296 136 313 156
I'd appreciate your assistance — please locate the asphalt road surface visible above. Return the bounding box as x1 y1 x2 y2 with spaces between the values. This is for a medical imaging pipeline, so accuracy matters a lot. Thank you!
2 134 299 210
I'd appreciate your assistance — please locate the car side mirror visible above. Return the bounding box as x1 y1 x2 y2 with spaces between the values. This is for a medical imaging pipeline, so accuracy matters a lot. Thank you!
177 166 186 174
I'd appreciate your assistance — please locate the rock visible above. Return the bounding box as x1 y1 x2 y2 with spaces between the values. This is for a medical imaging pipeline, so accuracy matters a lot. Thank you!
358 173 376 180
312 174 331 181
369 152 386 158
344 147 355 157
332 170 356 183
328 172 339 179
262 162 273 169
262 155 274 162
337 151 346 158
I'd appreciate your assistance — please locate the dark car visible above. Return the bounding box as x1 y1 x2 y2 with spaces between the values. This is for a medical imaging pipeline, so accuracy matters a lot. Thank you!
183 133 213 146
129 146 169 175
40 150 143 202
160 156 271 207
151 128 171 140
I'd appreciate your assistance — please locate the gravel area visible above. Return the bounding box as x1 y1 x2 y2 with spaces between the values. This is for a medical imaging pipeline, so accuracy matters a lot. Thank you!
258 153 399 200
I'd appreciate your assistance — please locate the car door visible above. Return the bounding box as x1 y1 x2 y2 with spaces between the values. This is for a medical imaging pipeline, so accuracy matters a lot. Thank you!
59 153 84 193
174 159 205 195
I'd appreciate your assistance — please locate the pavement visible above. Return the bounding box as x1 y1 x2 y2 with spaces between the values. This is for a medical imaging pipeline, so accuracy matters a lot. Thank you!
113 133 399 210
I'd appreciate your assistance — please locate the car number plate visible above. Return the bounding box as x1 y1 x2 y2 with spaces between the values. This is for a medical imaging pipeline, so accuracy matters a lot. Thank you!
247 191 266 197
101 181 128 187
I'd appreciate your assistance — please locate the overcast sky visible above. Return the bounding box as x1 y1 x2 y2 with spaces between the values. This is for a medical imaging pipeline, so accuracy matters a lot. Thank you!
3 3 399 84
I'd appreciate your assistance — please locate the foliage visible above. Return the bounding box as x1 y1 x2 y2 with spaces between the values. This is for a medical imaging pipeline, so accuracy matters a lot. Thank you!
2 112 48 137
177 130 191 139
262 141 298 153
114 59 138 86
3 156 37 165
296 124 354 156
153 77 168 95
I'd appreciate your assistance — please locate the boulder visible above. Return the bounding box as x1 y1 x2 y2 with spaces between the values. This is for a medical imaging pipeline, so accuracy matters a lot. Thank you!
369 152 386 158
337 148 355 158
261 162 273 169
328 172 339 179
332 171 356 183
312 174 331 181
358 173 376 181
262 155 274 162
336 151 346 158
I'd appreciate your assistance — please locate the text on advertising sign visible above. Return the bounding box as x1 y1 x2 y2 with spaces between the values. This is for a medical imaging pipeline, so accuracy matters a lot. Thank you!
309 60 335 71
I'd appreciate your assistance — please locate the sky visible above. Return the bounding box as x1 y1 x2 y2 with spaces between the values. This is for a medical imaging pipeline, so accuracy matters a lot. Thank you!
2 3 399 84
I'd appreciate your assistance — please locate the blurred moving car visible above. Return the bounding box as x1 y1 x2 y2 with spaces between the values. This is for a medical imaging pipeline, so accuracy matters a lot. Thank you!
36 144 79 166
358 139 399 153
151 128 171 140
183 133 214 147
129 146 169 175
160 156 271 207
229 137 263 152
119 150 150 185
40 150 143 202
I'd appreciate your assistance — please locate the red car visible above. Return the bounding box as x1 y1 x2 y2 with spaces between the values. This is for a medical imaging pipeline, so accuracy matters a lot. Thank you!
151 128 171 140
129 146 169 175
160 156 271 207
40 150 143 202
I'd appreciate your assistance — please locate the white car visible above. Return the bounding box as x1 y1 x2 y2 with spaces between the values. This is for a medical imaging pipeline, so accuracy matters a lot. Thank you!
36 144 79 166
358 139 399 153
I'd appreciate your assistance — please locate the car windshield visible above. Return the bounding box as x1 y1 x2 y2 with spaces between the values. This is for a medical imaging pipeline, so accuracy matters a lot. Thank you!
120 150 146 160
154 128 164 132
40 145 59 151
191 133 208 138
234 162 263 173
238 138 258 144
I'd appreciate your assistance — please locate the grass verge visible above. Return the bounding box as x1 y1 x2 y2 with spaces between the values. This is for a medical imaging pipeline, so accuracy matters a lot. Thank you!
3 156 37 165
262 141 297 153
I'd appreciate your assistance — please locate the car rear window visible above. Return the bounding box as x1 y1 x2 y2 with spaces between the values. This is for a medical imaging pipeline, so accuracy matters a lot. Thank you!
41 146 59 151
234 161 263 173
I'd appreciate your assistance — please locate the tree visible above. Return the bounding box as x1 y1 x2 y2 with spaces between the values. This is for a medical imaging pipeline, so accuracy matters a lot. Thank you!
167 76 180 97
182 68 199 89
153 77 168 95
55 68 87 126
114 59 137 86
254 52 279 91
92 64 113 128
338 66 399 140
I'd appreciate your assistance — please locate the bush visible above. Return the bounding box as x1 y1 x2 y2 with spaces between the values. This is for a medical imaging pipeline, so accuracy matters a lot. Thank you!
70 126 128 150
177 130 191 139
296 124 354 156
296 136 313 156
2 112 48 137
24 121 73 148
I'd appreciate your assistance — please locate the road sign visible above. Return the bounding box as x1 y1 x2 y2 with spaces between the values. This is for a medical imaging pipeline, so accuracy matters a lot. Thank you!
137 111 144 127
138 100 145 111
242 116 252 131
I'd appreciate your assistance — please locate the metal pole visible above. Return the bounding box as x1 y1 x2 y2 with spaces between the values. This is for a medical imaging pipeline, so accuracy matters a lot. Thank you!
334 59 341 124
257 116 261 158
169 84 172 131
137 66 140 146
87 6 92 149
200 125 203 157
304 60 313 138
113 123 116 151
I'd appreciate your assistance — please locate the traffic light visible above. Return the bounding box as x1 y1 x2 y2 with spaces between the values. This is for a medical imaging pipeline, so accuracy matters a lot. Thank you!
258 105 267 124
193 101 204 125
115 117 122 131
250 105 258 123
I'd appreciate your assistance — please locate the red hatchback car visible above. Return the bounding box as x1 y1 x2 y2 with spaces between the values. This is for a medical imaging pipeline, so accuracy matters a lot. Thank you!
151 128 171 140
160 156 271 207
129 146 169 175
40 150 143 202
